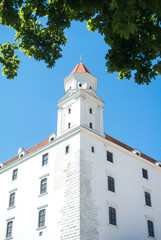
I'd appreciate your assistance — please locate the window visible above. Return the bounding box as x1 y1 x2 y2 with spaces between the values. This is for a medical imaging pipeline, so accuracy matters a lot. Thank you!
68 122 71 129
145 192 152 207
142 168 148 179
147 220 155 237
9 192 15 208
89 108 92 114
40 178 47 194
65 145 70 154
38 209 46 228
12 169 18 181
6 221 13 238
91 146 94 153
108 176 115 192
107 151 113 163
89 122 93 129
39 231 43 236
42 154 48 166
68 108 71 114
90 86 92 89
79 83 82 87
109 207 116 226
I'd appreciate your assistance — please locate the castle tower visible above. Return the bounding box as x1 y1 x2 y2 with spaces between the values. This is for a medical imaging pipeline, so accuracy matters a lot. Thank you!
57 62 104 137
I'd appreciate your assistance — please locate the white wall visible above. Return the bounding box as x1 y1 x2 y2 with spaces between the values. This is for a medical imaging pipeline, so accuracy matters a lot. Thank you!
80 130 161 240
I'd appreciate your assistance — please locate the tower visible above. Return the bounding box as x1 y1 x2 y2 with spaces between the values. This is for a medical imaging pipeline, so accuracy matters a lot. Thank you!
57 62 104 137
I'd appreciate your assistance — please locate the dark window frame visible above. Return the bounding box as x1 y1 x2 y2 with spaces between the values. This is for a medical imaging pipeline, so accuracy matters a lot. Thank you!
108 176 115 192
147 220 155 237
145 192 152 207
12 169 18 181
40 178 47 194
89 108 92 114
9 192 15 208
107 151 113 163
38 209 46 228
109 207 116 226
65 145 70 154
91 146 94 153
6 221 13 238
142 168 148 179
42 153 48 166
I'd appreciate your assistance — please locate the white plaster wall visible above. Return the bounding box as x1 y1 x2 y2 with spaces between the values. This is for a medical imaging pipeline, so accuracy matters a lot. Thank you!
80 131 161 240
0 133 80 240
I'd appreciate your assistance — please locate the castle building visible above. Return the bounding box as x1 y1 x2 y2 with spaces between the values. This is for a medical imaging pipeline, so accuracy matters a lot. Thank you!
0 62 161 240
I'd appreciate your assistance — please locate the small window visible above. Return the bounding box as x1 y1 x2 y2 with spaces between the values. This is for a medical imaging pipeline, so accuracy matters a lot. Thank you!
20 153 23 158
109 207 116 226
9 192 15 208
147 220 155 237
91 146 94 153
90 86 92 89
38 209 46 228
65 145 70 154
145 192 152 207
6 221 13 238
142 168 148 179
68 122 71 129
79 83 82 87
89 108 92 114
42 153 48 166
108 176 115 192
68 108 71 114
12 169 18 181
39 231 43 236
50 137 54 141
89 122 93 129
40 178 47 194
107 151 113 163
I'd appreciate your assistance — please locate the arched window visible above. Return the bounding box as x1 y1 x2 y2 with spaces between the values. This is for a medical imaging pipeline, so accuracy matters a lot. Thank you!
108 176 115 192
109 207 116 226
145 192 152 207
9 192 15 207
40 178 47 194
6 221 13 238
38 209 46 228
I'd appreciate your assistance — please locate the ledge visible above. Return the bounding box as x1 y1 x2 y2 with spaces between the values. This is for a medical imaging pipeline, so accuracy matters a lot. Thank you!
36 226 47 231
7 206 15 211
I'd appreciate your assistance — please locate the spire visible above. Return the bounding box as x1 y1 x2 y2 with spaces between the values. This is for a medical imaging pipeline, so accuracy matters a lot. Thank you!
70 62 91 74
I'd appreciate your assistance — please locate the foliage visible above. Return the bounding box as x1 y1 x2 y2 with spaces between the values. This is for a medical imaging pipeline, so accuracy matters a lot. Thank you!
0 0 161 84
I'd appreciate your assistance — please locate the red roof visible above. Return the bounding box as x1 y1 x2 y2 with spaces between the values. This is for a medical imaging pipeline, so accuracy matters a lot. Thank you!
70 62 91 74
3 133 157 167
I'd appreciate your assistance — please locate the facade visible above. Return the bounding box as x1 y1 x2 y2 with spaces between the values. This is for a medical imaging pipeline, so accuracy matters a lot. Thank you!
0 62 161 240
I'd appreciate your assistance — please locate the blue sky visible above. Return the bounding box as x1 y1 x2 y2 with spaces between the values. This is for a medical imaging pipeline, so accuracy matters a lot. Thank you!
0 21 161 163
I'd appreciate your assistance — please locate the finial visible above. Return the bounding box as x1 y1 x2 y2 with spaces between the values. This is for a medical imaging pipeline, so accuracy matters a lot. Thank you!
80 55 82 62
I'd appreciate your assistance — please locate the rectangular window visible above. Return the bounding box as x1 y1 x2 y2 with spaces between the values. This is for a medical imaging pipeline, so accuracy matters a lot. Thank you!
107 151 113 163
142 168 148 179
38 209 46 228
108 176 115 192
12 169 18 181
40 178 47 194
145 192 152 207
6 221 13 238
89 108 92 114
9 192 15 208
42 154 48 166
65 145 70 154
147 220 155 237
91 146 94 153
109 207 116 226
89 122 93 129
